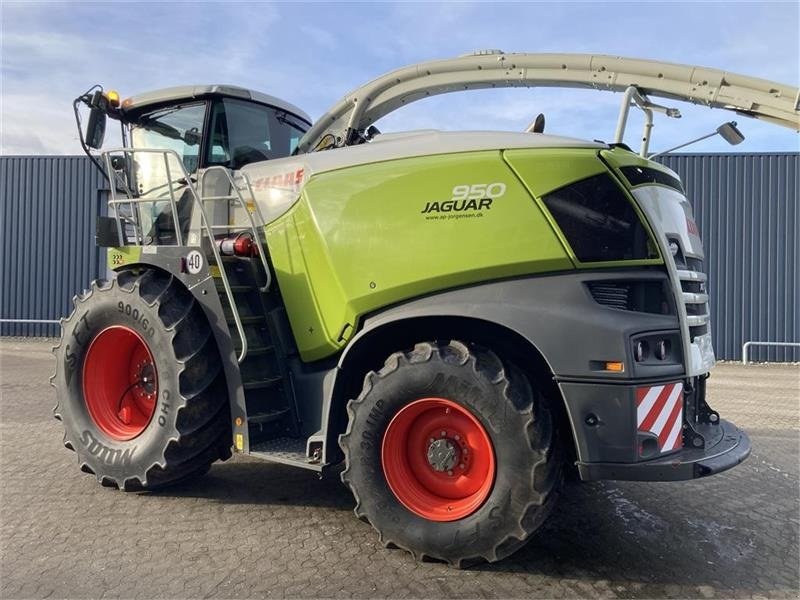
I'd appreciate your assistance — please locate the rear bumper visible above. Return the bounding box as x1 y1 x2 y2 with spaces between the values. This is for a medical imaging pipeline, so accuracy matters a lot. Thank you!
576 418 751 481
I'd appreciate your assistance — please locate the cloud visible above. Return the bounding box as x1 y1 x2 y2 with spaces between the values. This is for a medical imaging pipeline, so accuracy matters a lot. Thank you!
299 24 339 51
1 1 797 155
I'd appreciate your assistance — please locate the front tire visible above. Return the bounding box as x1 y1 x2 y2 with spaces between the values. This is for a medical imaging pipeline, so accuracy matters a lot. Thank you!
52 269 231 490
339 340 562 566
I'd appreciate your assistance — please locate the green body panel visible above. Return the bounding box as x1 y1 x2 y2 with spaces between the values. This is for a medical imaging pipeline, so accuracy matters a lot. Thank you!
502 149 607 197
267 149 608 362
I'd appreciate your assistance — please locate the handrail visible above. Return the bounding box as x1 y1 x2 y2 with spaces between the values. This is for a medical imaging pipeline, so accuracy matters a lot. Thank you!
162 152 184 246
102 148 250 364
0 318 60 324
199 166 273 292
742 341 800 365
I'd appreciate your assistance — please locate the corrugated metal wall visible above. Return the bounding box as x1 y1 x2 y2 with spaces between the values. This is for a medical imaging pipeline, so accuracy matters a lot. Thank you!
659 153 799 362
1 153 798 362
1 156 107 337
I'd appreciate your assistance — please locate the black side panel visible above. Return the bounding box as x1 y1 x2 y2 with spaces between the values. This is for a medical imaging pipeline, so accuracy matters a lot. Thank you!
577 419 750 481
323 271 684 468
340 271 680 382
558 381 638 463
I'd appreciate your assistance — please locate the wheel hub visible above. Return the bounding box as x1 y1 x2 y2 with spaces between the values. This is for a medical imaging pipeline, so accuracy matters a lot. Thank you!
426 438 459 472
381 397 496 522
82 325 159 440
138 362 157 396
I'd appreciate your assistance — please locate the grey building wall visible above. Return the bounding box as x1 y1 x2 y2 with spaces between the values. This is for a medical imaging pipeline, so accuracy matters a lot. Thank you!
1 153 798 362
659 153 799 362
1 156 107 337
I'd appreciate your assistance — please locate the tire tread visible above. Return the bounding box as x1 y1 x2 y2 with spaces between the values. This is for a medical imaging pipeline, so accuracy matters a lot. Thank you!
52 269 231 491
339 340 561 567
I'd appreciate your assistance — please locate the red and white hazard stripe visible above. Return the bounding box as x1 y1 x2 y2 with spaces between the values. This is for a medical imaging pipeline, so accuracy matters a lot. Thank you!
635 382 684 453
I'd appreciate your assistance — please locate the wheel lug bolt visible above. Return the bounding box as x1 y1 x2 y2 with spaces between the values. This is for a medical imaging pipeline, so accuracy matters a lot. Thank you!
459 463 465 469
447 470 453 476
429 438 435 443
454 434 460 441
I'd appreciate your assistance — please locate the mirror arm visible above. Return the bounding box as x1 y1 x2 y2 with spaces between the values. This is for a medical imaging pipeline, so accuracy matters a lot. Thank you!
648 131 719 159
615 86 682 156
73 87 110 184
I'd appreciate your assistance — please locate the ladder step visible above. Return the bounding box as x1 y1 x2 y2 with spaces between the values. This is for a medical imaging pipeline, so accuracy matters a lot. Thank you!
244 345 274 356
250 437 323 472
218 284 256 293
220 255 257 264
227 315 266 325
243 376 282 391
247 408 290 425
233 345 274 356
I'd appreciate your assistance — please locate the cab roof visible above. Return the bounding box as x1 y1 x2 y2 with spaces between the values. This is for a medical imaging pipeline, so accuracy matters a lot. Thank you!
120 84 312 124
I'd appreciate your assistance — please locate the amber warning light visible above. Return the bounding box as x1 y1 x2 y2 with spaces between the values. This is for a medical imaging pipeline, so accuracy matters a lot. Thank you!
105 90 120 108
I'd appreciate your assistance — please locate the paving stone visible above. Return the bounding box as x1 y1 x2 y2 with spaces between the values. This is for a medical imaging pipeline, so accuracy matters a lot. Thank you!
1 340 798 598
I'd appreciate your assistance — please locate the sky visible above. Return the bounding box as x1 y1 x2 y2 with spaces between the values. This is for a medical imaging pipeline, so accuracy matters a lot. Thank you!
1 1 798 156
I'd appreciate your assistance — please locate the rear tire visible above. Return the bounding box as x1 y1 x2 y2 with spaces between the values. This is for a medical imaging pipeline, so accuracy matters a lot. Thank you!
339 340 562 567
52 268 231 490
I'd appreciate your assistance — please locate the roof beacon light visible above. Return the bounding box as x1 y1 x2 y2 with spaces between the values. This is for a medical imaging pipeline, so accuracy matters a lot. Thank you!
106 90 120 108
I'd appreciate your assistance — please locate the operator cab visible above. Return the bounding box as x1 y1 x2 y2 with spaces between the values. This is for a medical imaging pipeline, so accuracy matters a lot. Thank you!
118 85 311 173
75 85 311 245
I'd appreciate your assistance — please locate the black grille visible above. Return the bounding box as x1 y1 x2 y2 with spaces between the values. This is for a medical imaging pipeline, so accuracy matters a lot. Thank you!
678 257 709 341
587 280 672 314
619 166 685 194
685 303 707 316
690 324 709 337
680 279 704 293
588 282 629 310
686 257 704 272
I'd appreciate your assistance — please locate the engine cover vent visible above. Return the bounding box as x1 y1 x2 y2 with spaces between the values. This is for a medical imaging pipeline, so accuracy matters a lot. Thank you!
587 280 673 315
588 282 630 310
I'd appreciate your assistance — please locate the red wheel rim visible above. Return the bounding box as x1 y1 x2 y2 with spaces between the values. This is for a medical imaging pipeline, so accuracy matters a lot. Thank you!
82 326 158 440
381 398 495 521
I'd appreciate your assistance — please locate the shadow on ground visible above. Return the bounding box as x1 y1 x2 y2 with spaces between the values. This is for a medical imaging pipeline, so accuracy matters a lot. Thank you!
147 453 794 595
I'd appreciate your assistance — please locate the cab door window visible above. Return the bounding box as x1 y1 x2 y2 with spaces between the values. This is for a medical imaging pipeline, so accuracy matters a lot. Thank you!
206 98 307 169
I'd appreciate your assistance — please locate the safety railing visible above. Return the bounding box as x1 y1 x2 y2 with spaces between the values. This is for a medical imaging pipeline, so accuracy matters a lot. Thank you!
0 319 60 324
102 148 252 364
742 341 800 365
199 166 272 292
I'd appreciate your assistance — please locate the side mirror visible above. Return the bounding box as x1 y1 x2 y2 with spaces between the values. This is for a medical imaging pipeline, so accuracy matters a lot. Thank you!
184 127 202 146
85 106 107 149
716 121 745 146
649 120 747 159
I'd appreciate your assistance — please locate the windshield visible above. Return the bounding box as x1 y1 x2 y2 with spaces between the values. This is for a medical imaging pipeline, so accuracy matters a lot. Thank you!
126 103 206 243
130 103 206 174
206 98 307 169
129 102 206 200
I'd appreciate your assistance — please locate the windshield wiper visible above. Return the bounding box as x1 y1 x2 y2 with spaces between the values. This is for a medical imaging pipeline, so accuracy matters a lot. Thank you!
276 112 308 133
134 118 201 146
